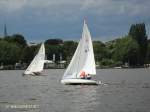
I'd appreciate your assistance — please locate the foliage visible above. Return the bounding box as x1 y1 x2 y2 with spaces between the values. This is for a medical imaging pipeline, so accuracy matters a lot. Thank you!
11 34 27 47
93 41 109 62
62 41 78 63
45 44 63 63
4 34 27 48
0 40 21 65
20 45 38 63
112 36 139 66
129 23 148 65
100 58 114 67
45 39 63 45
146 41 150 63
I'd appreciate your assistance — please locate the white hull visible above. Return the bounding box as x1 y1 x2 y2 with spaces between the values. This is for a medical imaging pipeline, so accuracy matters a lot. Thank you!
61 78 98 85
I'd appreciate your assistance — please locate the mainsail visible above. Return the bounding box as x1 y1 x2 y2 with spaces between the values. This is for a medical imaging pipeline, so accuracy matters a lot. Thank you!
24 43 45 75
62 20 96 79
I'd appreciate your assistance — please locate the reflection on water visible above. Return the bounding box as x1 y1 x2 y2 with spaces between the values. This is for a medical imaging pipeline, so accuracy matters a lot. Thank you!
61 85 99 112
0 69 150 112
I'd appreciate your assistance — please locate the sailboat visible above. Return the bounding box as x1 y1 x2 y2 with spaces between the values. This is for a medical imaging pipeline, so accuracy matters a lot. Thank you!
23 43 45 76
61 20 99 85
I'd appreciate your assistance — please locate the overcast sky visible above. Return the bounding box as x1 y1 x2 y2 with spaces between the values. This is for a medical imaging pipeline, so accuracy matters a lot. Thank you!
0 0 150 42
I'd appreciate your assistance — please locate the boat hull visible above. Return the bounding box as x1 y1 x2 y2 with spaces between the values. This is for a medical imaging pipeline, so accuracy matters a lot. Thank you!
22 72 42 76
61 78 98 85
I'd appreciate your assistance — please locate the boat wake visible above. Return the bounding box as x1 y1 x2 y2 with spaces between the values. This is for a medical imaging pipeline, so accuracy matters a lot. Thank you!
96 81 108 85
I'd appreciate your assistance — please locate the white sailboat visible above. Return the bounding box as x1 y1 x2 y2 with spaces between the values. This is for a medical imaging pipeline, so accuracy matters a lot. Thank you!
61 20 99 85
23 43 45 76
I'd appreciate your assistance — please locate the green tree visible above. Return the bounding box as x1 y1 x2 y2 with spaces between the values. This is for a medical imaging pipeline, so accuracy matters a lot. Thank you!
100 58 114 67
11 34 27 48
146 41 150 63
20 45 39 63
45 44 63 63
0 40 21 65
93 41 109 62
112 36 139 66
45 39 63 45
4 34 27 48
62 41 78 63
129 23 148 65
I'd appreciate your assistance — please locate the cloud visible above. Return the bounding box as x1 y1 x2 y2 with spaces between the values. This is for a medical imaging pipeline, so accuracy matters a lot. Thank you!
0 0 150 41
1 0 150 16
0 0 27 12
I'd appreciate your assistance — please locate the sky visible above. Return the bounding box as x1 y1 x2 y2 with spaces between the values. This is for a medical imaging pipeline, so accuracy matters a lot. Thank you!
0 0 150 42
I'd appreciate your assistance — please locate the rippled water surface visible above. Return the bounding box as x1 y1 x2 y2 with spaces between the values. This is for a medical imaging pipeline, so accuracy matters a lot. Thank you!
0 69 150 112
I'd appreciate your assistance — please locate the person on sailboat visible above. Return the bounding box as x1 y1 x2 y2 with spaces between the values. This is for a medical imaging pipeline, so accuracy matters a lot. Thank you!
86 74 91 80
80 71 86 79
80 71 91 80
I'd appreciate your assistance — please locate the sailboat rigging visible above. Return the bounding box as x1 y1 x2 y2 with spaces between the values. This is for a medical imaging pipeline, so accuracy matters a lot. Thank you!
23 43 45 76
61 20 99 85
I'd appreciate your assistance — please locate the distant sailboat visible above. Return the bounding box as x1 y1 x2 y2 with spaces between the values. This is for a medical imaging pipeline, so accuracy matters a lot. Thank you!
23 43 45 76
61 20 99 85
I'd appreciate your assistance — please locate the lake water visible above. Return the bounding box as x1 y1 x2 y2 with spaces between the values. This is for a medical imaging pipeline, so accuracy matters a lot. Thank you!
0 69 150 112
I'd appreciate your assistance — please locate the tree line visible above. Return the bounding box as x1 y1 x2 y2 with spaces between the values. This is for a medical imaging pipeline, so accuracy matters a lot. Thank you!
0 23 150 68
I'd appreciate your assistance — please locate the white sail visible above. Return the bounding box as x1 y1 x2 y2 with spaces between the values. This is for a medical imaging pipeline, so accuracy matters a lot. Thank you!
62 20 96 79
24 43 45 75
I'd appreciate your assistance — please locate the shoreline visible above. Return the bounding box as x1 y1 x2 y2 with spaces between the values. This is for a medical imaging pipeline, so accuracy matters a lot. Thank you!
0 67 149 70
